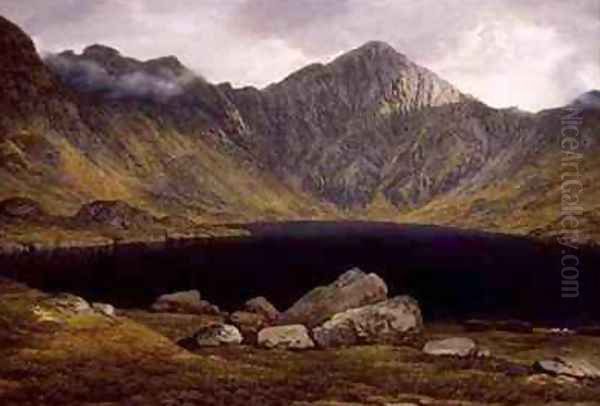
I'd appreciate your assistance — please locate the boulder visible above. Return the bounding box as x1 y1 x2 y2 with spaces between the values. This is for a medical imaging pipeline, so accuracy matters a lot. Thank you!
229 311 267 344
180 324 242 348
151 290 220 315
533 357 600 380
74 200 157 230
279 268 388 328
312 296 423 348
0 197 45 219
92 302 115 317
258 325 315 350
245 296 280 321
422 337 477 357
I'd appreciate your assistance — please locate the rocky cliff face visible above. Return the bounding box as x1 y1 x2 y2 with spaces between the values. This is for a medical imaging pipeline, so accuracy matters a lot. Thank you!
0 15 599 245
226 41 468 207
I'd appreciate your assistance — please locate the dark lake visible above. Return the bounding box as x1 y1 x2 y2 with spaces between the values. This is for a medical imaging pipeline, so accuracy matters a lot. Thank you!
2 221 599 325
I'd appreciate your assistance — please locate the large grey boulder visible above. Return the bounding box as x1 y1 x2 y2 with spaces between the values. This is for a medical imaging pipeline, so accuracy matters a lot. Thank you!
244 296 280 321
258 325 315 350
278 268 388 328
312 296 422 348
533 357 600 380
151 290 220 315
422 337 478 357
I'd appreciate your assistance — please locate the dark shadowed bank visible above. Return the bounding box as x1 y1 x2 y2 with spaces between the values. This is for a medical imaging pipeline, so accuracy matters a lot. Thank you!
1 221 598 325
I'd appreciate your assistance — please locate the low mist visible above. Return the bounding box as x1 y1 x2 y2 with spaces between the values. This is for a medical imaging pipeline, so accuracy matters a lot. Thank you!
45 53 197 102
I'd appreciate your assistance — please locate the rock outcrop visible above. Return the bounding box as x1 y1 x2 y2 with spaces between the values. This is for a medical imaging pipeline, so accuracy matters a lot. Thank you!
43 293 93 315
312 296 423 348
74 200 158 230
257 325 315 350
279 268 388 328
0 197 46 220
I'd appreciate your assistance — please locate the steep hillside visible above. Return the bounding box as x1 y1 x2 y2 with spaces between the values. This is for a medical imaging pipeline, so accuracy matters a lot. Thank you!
0 16 335 228
0 15 598 245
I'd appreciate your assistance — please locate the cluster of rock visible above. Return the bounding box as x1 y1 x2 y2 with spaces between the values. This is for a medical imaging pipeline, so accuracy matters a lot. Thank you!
142 269 600 383
31 281 600 385
174 268 423 351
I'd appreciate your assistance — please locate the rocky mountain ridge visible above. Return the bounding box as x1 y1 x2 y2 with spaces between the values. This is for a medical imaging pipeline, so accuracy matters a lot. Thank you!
1 15 599 245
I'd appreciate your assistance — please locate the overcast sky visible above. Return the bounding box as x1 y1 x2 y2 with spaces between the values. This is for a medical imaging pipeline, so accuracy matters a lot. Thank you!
1 0 598 111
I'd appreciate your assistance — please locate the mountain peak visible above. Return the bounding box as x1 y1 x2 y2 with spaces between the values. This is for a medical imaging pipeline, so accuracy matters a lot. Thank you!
82 44 121 58
143 55 189 77
0 14 63 118
337 40 407 65
574 90 600 109
357 40 400 54
0 14 40 66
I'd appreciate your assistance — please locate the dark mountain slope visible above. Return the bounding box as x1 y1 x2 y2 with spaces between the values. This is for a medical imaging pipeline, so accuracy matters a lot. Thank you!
0 16 335 234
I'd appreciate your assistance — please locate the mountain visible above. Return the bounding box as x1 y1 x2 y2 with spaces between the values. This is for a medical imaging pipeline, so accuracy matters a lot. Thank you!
0 16 334 227
574 90 600 110
0 15 599 246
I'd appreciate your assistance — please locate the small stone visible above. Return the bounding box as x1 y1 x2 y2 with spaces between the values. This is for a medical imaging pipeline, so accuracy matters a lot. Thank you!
185 324 243 347
258 325 315 350
533 357 600 379
423 337 477 357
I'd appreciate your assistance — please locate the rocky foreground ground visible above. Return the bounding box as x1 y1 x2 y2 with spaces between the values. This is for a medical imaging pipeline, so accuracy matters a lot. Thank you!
2 271 600 405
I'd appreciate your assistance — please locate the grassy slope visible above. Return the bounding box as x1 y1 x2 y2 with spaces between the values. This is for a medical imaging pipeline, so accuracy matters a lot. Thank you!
3 278 600 405
0 116 338 223
394 153 600 244
356 151 600 244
